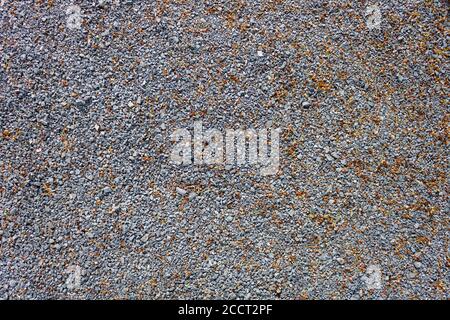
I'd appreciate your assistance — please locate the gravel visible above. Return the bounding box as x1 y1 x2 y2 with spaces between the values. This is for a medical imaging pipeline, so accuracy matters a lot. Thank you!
0 1 448 300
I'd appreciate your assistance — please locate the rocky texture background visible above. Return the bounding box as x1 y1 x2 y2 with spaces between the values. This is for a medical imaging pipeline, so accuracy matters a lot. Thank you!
0 0 448 299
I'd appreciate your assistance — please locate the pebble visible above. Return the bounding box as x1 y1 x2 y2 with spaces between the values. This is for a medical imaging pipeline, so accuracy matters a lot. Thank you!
302 101 311 109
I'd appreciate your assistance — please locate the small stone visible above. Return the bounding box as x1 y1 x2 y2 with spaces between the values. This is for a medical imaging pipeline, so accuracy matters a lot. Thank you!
188 192 196 200
414 262 422 269
141 234 149 242
257 50 264 57
176 187 187 196
302 101 311 109
103 187 112 196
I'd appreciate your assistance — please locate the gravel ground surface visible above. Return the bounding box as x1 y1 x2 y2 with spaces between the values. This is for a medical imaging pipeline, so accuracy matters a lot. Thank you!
0 0 448 299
